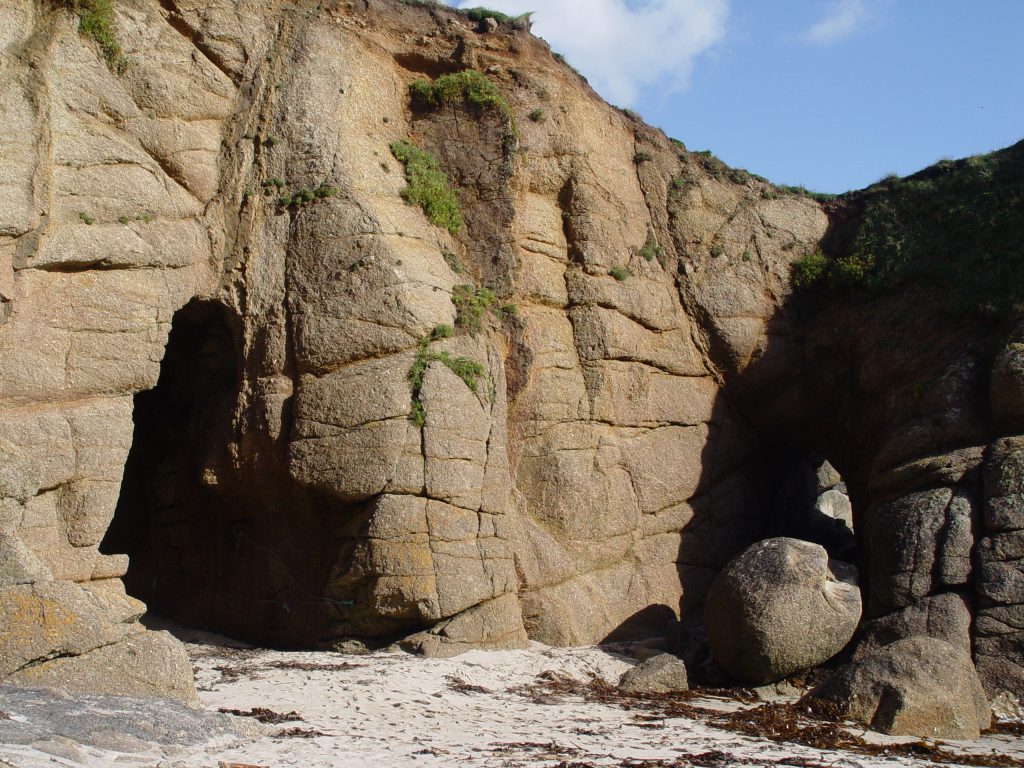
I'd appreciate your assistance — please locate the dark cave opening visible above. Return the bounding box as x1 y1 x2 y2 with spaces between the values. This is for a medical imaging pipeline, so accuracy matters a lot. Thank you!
769 450 856 561
100 299 338 649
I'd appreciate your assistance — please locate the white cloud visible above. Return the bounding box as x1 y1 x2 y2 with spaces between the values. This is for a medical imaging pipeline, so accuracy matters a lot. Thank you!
446 0 729 107
805 0 869 44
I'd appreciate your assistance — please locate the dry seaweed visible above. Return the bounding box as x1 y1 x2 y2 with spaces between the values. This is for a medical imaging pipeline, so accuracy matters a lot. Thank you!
514 674 1024 768
273 726 327 739
989 721 1024 737
446 675 493 694
218 707 304 724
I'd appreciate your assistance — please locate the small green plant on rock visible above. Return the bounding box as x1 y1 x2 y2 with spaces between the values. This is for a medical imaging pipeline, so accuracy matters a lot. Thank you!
633 151 653 165
528 108 546 123
443 250 462 274
62 0 127 74
452 284 496 333
609 267 630 281
407 333 487 428
390 140 463 234
638 236 663 263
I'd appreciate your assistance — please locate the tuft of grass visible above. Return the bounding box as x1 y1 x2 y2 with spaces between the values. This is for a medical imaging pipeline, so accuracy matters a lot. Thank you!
410 70 510 116
609 267 631 282
407 334 488 427
633 151 653 165
62 0 127 74
443 250 462 274
710 243 725 258
452 284 496 334
78 211 95 225
459 7 533 30
430 324 455 341
528 108 546 123
499 303 517 317
638 236 663 263
390 140 463 235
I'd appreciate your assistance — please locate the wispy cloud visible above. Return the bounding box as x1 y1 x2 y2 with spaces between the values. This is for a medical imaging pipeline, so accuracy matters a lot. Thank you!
446 0 729 107
805 0 870 44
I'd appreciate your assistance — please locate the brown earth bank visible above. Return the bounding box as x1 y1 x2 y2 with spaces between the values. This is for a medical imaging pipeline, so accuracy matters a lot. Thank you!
0 0 1022 715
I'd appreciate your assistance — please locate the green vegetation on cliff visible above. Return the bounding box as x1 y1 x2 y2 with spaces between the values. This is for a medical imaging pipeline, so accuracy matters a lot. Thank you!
61 0 127 73
792 140 1024 319
410 70 511 116
407 330 487 428
390 140 463 234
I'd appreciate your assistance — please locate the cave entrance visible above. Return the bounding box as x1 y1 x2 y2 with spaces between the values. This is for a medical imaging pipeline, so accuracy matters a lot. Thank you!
101 298 336 649
769 451 856 560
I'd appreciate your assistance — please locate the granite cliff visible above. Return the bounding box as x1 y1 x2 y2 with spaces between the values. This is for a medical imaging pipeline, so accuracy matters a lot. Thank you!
0 0 1021 705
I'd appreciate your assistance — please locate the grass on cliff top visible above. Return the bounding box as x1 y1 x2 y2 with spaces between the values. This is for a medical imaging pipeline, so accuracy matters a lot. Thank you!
396 1 533 30
410 70 510 116
460 7 534 30
390 140 463 234
61 0 127 74
791 140 1024 320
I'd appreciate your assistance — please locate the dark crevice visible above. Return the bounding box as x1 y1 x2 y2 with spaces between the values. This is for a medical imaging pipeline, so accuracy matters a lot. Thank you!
156 0 240 85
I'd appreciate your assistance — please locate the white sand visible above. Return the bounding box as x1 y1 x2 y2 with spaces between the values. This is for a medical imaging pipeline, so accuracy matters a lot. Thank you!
2 639 1022 768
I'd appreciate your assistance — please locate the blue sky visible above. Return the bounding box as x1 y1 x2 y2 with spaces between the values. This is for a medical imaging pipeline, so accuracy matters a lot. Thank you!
446 0 1024 193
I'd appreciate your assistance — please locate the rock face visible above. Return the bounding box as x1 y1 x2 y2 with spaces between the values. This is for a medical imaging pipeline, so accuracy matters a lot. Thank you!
704 538 861 684
0 0 1021 703
807 636 991 740
619 653 689 694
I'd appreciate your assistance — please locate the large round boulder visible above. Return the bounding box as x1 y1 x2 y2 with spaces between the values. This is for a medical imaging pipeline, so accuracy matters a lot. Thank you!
805 636 991 740
704 537 861 684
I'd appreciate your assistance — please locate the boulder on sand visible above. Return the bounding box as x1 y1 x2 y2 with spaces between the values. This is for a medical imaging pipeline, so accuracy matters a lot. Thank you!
704 537 861 685
618 653 689 694
805 636 991 740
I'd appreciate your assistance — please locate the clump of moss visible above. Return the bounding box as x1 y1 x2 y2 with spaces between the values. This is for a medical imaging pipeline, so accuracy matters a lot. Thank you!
452 284 496 334
390 140 463 234
410 70 510 116
62 0 127 74
791 141 1024 320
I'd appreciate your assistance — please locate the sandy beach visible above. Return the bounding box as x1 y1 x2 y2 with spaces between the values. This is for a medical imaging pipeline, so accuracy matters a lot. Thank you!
2 634 1023 768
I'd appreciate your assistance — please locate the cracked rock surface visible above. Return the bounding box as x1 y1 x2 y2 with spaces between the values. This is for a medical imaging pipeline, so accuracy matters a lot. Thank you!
0 0 1021 704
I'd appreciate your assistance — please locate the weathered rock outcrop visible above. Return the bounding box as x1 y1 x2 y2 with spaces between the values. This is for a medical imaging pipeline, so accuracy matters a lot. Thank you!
0 0 1021 705
619 653 689 694
807 636 991 740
